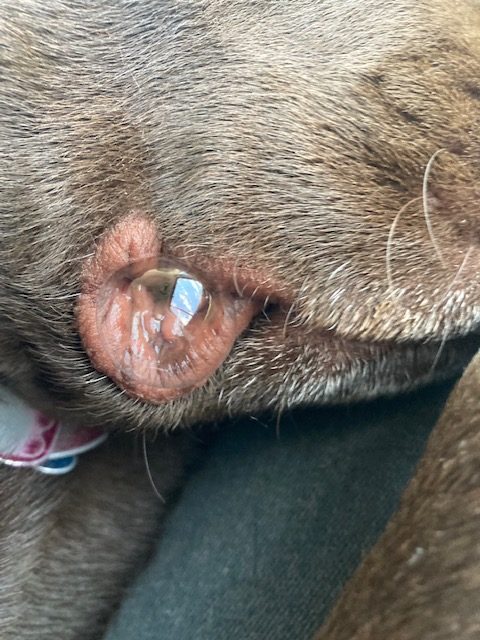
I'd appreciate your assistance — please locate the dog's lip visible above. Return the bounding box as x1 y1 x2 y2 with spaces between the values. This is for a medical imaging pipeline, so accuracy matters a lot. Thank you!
77 213 476 406
167 248 294 309
76 213 291 403
78 215 292 310
78 233 472 361
76 219 447 376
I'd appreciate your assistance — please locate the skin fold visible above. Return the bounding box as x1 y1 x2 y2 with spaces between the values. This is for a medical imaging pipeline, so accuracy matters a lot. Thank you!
1 1 480 638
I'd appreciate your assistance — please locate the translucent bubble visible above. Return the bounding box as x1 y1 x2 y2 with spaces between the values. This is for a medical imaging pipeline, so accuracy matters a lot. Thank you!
96 257 218 389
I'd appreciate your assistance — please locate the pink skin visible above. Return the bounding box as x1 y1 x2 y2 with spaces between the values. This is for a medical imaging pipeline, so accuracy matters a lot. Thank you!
76 213 260 403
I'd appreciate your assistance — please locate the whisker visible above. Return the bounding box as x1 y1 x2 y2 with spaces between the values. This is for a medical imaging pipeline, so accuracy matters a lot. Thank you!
290 273 312 330
249 284 261 300
262 295 272 321
282 301 296 339
249 415 270 429
232 257 242 298
422 148 447 268
428 245 473 376
386 196 421 298
428 325 450 379
275 405 284 439
142 431 166 503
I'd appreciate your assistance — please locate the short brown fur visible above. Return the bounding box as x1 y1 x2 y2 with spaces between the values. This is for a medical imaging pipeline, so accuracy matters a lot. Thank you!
2 1 480 638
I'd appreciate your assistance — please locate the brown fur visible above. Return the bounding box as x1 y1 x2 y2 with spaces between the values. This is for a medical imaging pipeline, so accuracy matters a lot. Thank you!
1 1 480 638
316 349 480 640
0 432 192 639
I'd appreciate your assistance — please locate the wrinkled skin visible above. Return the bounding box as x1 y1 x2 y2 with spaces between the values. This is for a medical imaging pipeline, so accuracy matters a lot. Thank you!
1 1 480 638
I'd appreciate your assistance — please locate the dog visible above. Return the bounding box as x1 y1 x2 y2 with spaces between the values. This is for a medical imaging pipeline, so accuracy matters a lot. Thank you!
316 349 480 640
1 1 480 638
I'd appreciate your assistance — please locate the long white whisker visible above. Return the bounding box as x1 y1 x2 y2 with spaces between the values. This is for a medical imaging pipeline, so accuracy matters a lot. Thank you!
232 257 242 298
142 431 166 503
386 196 421 298
275 405 285 439
282 301 296 339
422 148 447 268
428 246 473 376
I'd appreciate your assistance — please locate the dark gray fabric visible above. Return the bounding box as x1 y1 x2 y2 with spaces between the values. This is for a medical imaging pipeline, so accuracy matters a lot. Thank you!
105 383 453 640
